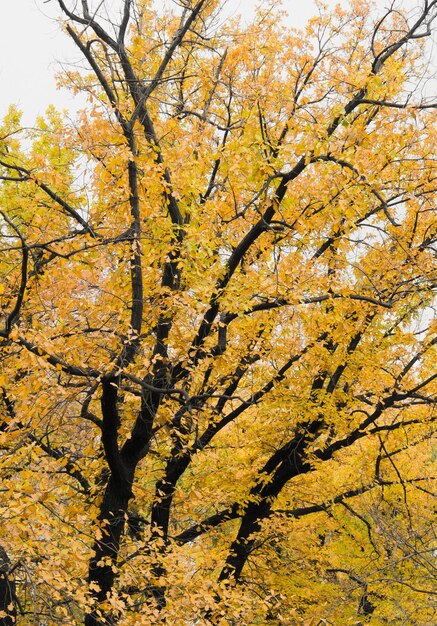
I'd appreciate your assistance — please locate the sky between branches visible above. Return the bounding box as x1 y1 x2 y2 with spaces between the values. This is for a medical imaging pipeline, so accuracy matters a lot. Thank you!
0 0 429 124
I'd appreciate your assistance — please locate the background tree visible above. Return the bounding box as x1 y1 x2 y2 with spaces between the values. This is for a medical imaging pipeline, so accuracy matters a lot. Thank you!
0 0 436 624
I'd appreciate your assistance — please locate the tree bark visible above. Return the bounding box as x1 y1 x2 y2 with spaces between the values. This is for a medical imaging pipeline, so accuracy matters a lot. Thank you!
0 546 15 626
85 477 132 626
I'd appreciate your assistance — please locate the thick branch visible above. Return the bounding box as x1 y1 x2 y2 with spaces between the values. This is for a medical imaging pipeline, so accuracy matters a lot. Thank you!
0 213 28 336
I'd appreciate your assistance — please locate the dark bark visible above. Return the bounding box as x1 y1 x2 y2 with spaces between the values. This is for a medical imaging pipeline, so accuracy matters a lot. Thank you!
218 422 321 583
86 372 164 623
85 378 135 626
85 477 133 626
0 546 15 626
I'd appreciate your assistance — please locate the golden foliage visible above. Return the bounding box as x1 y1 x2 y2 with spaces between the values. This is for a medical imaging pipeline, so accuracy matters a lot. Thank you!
0 1 436 624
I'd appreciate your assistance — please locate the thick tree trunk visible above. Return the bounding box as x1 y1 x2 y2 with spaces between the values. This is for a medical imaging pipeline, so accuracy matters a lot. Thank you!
84 370 163 625
85 477 132 626
0 546 15 626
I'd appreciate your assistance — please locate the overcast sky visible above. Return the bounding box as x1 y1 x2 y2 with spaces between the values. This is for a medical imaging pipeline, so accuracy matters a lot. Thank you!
0 0 422 125
0 0 342 124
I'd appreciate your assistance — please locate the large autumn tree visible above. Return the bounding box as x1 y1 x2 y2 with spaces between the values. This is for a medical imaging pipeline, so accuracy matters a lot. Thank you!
0 0 436 624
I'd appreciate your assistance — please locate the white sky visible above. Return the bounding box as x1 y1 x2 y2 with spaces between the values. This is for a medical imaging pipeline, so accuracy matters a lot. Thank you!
0 0 425 124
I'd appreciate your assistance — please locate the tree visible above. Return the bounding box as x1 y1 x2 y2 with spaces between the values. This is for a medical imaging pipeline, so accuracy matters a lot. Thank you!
0 0 436 623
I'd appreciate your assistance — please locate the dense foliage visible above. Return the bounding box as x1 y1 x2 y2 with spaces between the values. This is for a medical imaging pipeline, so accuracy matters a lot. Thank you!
0 1 436 624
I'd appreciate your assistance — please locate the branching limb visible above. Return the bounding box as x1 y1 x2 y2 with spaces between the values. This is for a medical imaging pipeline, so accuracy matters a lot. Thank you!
0 212 28 337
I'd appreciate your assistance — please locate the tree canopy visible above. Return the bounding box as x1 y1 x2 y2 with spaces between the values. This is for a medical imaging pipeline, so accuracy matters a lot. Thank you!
0 1 436 624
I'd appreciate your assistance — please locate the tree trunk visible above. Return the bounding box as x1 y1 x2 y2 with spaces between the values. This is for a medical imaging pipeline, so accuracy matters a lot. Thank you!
0 546 15 626
85 477 132 626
